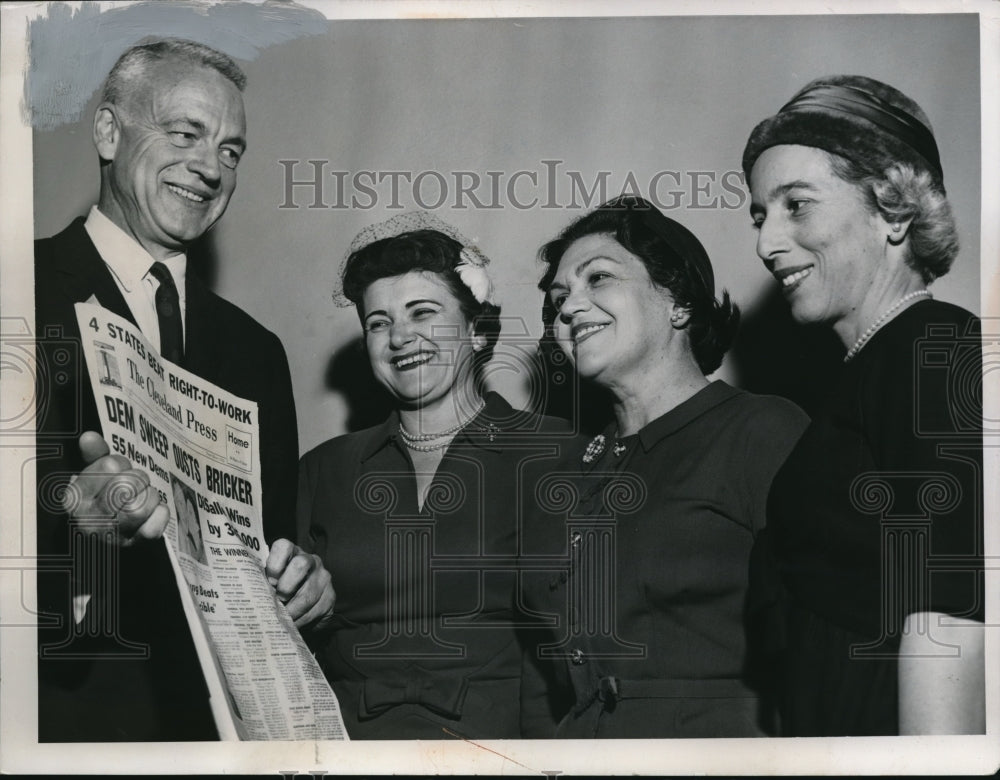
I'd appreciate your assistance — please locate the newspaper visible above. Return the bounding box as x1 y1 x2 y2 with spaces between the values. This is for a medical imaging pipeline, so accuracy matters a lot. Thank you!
73 301 348 741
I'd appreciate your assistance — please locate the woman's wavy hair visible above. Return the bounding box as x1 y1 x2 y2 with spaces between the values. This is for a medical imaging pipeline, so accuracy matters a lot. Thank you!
537 196 739 375
826 154 958 283
342 229 502 375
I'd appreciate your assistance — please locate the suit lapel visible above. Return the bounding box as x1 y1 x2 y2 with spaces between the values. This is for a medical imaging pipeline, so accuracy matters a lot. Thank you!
51 220 231 382
182 272 215 377
51 219 139 328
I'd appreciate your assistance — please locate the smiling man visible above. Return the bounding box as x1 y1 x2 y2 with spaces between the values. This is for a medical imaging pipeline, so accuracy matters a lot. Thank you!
95 51 246 260
34 39 299 741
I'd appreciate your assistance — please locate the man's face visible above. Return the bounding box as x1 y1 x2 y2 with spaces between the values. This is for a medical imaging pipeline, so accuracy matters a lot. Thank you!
98 59 246 259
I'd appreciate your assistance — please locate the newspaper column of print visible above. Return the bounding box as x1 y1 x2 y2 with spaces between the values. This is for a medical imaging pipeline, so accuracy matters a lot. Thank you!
73 302 347 740
849 321 986 659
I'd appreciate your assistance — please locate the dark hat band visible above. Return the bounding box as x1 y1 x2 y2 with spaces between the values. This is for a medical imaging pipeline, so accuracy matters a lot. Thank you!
780 83 942 178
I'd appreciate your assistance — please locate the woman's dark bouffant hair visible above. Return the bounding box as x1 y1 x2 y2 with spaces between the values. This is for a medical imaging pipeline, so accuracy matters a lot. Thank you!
342 229 502 367
537 196 739 375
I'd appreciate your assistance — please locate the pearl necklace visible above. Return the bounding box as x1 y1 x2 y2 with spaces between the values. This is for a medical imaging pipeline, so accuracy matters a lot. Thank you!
400 436 454 452
398 399 485 449
844 289 932 362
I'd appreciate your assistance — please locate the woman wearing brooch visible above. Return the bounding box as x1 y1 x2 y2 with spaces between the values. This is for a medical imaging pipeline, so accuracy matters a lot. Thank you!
519 196 809 738
742 75 984 735
294 212 573 739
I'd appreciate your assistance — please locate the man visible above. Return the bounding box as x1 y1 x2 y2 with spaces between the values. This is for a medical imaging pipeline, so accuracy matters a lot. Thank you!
34 38 324 741
171 478 205 564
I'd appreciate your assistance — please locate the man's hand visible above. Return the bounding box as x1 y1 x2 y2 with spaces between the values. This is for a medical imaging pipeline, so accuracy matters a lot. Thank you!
265 539 336 631
64 431 169 546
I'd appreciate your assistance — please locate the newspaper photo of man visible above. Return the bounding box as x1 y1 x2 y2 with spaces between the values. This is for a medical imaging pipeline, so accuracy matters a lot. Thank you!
171 475 207 565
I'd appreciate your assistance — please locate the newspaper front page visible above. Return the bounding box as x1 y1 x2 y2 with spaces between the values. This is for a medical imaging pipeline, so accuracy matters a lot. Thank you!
74 301 347 741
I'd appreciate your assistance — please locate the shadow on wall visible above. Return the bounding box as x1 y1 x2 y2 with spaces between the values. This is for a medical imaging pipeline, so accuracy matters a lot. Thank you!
325 335 394 432
728 287 844 418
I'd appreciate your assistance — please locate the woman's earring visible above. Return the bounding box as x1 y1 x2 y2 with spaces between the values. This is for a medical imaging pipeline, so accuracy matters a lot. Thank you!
891 223 902 233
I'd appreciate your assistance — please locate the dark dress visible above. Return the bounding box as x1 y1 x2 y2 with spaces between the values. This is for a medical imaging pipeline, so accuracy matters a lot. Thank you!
759 299 984 736
297 392 577 739
520 381 808 738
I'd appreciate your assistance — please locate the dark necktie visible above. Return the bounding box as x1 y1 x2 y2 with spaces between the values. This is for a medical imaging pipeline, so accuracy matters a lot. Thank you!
149 261 183 364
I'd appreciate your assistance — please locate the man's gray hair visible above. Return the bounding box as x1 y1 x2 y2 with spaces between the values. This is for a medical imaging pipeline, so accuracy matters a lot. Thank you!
101 38 246 105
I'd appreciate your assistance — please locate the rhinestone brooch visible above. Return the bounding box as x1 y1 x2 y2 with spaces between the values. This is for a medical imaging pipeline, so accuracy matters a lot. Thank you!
582 434 606 464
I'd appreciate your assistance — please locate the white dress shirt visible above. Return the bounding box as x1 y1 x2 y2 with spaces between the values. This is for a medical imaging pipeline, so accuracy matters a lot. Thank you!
84 205 187 352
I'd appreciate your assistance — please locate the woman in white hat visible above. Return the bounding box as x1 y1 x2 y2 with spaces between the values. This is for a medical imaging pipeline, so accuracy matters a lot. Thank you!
293 212 574 739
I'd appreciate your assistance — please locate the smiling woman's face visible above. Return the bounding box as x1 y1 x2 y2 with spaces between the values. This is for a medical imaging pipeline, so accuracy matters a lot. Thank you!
547 233 678 389
361 271 478 410
749 144 889 329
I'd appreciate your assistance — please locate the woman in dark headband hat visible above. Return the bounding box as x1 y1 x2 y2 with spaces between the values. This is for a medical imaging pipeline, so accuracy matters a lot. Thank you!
742 75 985 735
519 196 808 737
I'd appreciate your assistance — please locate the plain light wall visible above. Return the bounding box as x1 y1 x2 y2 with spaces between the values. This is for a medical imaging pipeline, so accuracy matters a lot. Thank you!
32 14 982 454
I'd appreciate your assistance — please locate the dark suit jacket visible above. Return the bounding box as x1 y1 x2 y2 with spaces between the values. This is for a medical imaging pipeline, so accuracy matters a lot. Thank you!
35 217 299 741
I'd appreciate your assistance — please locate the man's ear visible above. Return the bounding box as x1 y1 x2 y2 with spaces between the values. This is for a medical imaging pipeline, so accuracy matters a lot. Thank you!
93 105 120 161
